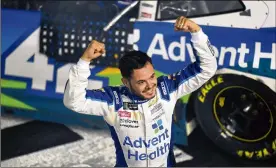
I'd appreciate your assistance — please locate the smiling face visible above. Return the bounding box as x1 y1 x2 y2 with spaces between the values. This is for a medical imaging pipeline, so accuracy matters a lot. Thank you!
122 61 157 100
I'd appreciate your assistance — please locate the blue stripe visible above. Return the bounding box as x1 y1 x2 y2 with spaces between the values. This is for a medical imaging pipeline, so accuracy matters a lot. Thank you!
109 87 123 111
178 62 201 87
106 123 128 167
165 61 201 93
85 87 113 105
167 120 176 167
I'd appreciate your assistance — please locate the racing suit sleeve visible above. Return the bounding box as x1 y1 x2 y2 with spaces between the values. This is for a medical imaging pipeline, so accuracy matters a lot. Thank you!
63 59 114 116
163 29 217 100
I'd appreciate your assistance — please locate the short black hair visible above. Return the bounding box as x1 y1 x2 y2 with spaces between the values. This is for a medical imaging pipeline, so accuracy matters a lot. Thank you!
119 50 152 78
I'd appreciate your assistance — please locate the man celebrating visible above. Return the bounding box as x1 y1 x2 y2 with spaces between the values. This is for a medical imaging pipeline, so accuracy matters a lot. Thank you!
64 16 217 167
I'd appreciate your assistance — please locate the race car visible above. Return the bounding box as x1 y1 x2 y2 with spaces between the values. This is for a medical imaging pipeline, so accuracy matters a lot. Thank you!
1 0 275 161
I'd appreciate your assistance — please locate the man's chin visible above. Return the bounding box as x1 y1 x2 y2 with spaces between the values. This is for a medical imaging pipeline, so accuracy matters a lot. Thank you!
143 93 156 100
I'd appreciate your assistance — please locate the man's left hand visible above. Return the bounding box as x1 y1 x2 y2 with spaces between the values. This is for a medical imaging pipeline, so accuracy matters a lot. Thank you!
174 16 201 33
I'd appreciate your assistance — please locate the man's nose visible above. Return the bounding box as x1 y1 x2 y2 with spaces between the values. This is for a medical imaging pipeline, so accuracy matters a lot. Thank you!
145 80 151 89
146 80 155 88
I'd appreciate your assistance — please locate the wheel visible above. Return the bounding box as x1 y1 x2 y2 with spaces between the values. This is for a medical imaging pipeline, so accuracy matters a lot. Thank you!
189 73 276 160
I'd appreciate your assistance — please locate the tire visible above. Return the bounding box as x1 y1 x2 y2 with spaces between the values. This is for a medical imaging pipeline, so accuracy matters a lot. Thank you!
188 73 276 161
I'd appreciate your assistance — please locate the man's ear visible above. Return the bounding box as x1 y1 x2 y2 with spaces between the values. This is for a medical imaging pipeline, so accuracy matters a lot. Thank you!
121 78 129 87
121 78 128 86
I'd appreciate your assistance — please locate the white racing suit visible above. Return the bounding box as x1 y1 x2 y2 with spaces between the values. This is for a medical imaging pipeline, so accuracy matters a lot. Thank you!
63 29 217 167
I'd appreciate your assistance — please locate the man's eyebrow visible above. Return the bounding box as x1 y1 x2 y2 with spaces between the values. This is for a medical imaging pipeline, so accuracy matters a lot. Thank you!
137 80 145 83
136 73 155 83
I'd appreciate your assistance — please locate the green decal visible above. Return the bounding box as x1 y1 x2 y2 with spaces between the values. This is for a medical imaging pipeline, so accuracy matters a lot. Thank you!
1 93 37 110
1 79 27 89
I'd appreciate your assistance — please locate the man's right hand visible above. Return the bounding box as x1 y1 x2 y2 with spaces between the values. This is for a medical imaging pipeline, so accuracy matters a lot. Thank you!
174 16 201 33
81 40 106 62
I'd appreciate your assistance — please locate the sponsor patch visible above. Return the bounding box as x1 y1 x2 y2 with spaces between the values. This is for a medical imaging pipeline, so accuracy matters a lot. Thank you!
151 103 163 115
123 102 138 110
152 119 164 134
158 79 170 101
113 91 120 105
160 82 167 95
118 111 131 118
120 118 139 128
123 128 170 161
132 112 142 121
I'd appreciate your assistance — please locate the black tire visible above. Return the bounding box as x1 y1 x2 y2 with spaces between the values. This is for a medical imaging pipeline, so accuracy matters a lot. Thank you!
188 73 276 161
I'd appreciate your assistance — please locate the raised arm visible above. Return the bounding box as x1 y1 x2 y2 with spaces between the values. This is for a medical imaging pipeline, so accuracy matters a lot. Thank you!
63 40 113 116
163 16 217 100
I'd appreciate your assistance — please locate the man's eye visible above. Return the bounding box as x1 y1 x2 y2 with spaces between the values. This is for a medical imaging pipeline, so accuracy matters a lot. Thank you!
138 81 144 85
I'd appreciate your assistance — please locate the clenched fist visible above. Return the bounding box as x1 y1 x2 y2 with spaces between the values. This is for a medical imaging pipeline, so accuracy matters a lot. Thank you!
81 40 106 62
174 16 201 33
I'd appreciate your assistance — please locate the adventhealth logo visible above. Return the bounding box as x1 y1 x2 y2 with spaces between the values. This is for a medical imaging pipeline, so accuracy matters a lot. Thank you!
144 30 276 70
152 119 163 134
132 26 276 79
123 128 170 161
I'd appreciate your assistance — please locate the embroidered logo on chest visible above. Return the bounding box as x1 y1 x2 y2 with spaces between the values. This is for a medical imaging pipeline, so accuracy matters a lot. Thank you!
123 102 138 110
150 103 163 115
118 110 141 128
118 111 131 118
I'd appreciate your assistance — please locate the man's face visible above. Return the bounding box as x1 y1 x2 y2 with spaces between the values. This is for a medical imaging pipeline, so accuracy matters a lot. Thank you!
125 62 157 100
